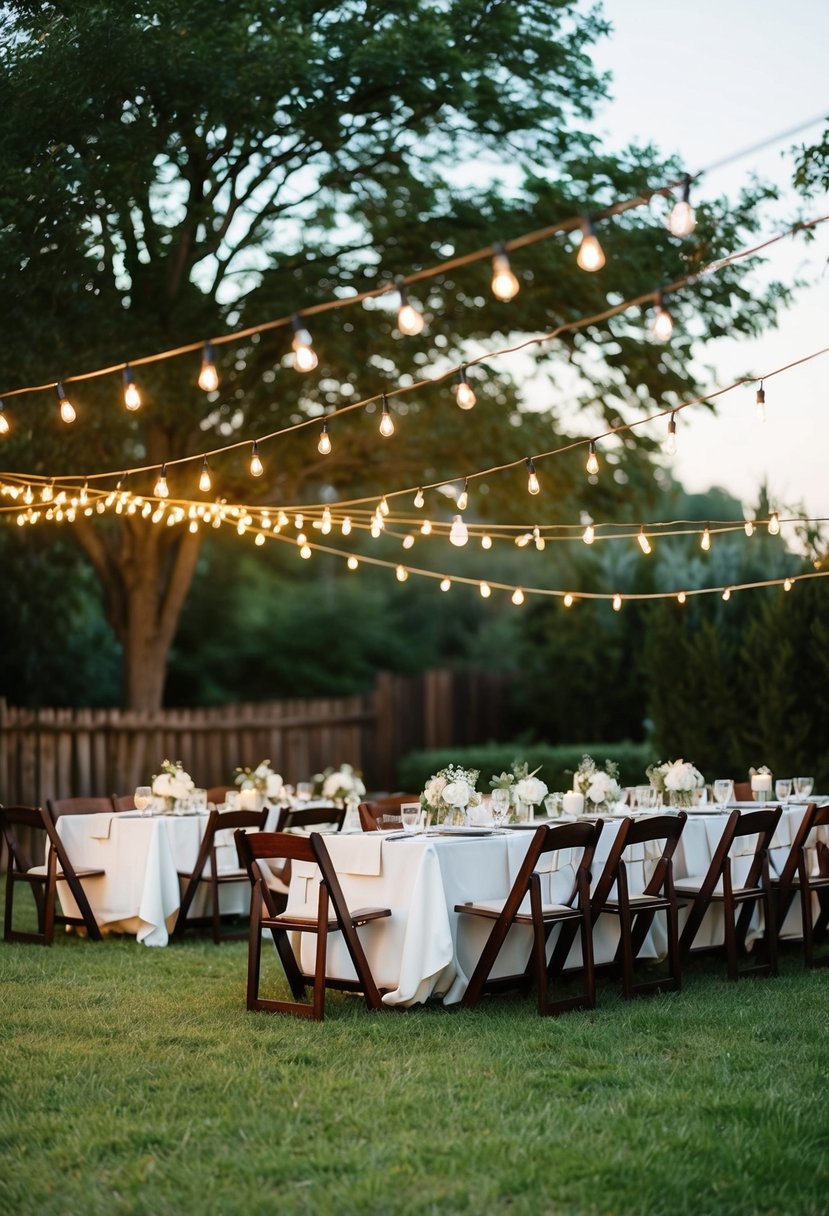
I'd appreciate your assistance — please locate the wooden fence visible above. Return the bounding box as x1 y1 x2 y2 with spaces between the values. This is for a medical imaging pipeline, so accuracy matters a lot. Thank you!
0 669 513 806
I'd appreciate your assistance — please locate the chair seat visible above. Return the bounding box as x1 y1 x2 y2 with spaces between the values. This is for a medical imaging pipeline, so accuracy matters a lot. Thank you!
27 864 105 879
263 904 390 931
778 874 829 890
456 898 578 922
177 866 248 882
675 875 764 900
602 892 674 912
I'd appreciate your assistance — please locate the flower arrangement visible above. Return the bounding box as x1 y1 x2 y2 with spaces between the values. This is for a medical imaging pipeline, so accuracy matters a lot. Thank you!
573 755 623 813
422 764 481 825
235 760 283 797
490 761 548 815
315 763 366 804
152 759 195 807
647 758 705 808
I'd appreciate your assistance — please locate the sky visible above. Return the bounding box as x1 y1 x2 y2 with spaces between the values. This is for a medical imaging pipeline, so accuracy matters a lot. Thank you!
593 0 829 521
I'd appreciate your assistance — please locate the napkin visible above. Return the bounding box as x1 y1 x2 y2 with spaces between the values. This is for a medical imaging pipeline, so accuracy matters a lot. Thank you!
88 813 114 840
291 835 384 880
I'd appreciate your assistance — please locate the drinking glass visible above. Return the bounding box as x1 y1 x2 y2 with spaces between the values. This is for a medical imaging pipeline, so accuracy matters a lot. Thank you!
190 788 208 812
491 788 510 826
775 779 792 805
400 802 422 833
713 779 734 812
296 782 314 804
633 785 656 811
134 786 153 816
794 777 814 798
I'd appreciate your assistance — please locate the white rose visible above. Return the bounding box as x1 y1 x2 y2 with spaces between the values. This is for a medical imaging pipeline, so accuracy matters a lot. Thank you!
265 773 282 797
514 776 549 805
322 773 341 798
442 779 472 808
254 763 271 780
353 776 366 797
424 776 447 805
153 773 175 797
239 777 255 791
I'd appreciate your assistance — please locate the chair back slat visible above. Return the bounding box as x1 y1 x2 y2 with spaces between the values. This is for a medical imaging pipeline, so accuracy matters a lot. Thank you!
48 797 115 819
591 813 687 909
730 807 782 891
275 804 346 833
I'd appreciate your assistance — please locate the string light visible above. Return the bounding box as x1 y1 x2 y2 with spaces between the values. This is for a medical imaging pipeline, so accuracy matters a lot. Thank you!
440 577 451 592
318 420 331 455
563 593 574 608
652 292 674 341
722 587 731 602
456 369 476 410
379 495 390 517
511 588 525 605
249 441 264 478
481 534 492 550
456 479 469 512
637 527 652 555
414 487 425 509
665 411 678 456
784 577 793 592
57 383 76 424
397 285 424 336
198 343 219 392
744 519 755 537
585 442 599 477
341 516 352 536
154 465 169 498
396 564 408 582
491 242 520 301
612 593 622 612
768 511 780 535
379 394 395 437
402 534 415 549
420 520 433 536
582 523 595 545
677 591 686 604
199 457 211 493
756 381 766 422
122 366 142 411
701 526 711 551
576 218 606 272
533 525 545 552
526 457 540 496
254 531 265 545
449 515 469 547
668 177 697 238
42 481 54 502
0 402 8 436
347 555 359 570
300 542 312 559
480 582 491 599
291 315 318 372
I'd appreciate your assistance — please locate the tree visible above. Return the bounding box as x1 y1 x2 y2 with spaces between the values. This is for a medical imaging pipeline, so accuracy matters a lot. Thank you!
0 1 786 709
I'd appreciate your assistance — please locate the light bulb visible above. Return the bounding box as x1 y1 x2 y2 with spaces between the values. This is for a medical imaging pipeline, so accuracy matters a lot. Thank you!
0 403 8 435
318 421 331 455
347 556 359 571
491 243 520 301
576 219 605 272
768 511 780 536
379 395 395 437
154 465 169 498
420 520 432 536
586 442 599 477
637 528 652 555
396 565 408 582
480 582 491 599
122 366 141 410
198 343 219 392
677 591 686 605
612 593 622 612
515 533 531 548
397 286 424 336
722 587 731 602
341 516 352 536
668 179 696 237
402 534 415 550
784 577 793 592
701 526 711 551
449 515 469 547
511 588 525 606
756 382 766 423
583 523 595 545
199 458 211 493
57 383 76 424
291 315 318 372
526 457 540 496
379 495 390 516
652 294 673 341
440 577 451 592
665 412 677 456
294 513 304 530
42 481 54 502
456 371 476 410
254 531 264 545
321 508 332 535
414 487 425 509
370 519 381 538
249 442 263 477
563 593 574 608
457 479 469 511
481 534 492 550
744 520 755 537
300 543 312 559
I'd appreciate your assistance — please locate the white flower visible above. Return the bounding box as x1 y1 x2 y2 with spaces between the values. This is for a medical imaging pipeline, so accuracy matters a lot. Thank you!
424 776 447 806
586 771 621 804
152 772 176 797
265 773 283 797
442 779 473 808
663 759 704 792
514 776 549 805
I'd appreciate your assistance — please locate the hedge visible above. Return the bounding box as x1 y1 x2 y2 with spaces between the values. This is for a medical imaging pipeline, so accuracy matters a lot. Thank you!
397 742 653 795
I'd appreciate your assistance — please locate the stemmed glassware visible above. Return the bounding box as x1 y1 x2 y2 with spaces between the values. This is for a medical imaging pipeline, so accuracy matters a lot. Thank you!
775 779 792 806
296 782 314 804
491 788 510 827
134 786 153 816
712 779 734 813
794 777 814 799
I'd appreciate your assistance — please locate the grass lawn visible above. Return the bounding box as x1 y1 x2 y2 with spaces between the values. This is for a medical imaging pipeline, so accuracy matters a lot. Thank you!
1 896 827 1216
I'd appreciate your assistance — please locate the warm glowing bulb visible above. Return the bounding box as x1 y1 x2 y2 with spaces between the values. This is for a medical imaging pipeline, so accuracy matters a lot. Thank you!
563 593 574 608
420 520 432 536
511 588 525 606
254 531 265 545
379 495 390 517
379 396 395 437
249 442 263 477
396 565 408 582
612 593 622 612
586 443 599 476
440 577 451 592
744 520 755 537
347 556 359 571
341 516 352 536
722 587 731 602
768 511 780 536
154 465 169 498
397 286 424 336
402 534 415 550
370 519 381 538
457 480 469 511
637 528 652 555
755 381 766 422
300 543 312 559
449 515 469 547
481 534 492 550
57 384 76 424
677 591 686 604
318 422 331 455
480 582 491 599
701 527 711 551
198 344 219 392
320 508 332 535
0 404 9 435
414 487 425 509
456 373 476 410
491 245 519 301
784 577 793 592
291 316 318 372
42 482 54 502
583 523 595 545
652 297 673 341
668 182 696 237
665 413 677 456
526 457 540 496
122 367 141 410
199 459 211 493
576 220 605 272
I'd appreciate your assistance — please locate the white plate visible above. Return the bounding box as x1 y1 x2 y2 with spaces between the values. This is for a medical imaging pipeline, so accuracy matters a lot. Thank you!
428 826 497 837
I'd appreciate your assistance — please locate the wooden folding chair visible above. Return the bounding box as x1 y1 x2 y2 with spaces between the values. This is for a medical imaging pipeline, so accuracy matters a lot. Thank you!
677 806 782 979
111 794 136 811
456 821 603 1015
173 806 267 942
358 795 418 831
274 803 346 833
773 803 829 967
733 782 754 802
588 812 686 998
48 796 116 818
235 830 391 1020
206 786 236 806
1 804 104 944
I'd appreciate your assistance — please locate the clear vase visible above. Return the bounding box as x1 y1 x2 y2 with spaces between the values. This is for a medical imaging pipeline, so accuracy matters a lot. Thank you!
668 791 694 810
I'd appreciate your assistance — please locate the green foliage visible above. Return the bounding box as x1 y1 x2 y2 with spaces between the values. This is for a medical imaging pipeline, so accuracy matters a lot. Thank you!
398 741 652 793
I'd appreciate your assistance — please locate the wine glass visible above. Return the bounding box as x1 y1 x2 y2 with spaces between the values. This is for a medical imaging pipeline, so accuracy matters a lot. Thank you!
794 777 814 799
775 779 792 806
713 779 734 813
400 802 422 833
491 788 510 826
134 785 153 816
296 782 314 804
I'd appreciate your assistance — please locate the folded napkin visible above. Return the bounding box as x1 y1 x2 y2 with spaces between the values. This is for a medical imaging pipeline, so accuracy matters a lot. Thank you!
291 835 383 880
88 813 114 840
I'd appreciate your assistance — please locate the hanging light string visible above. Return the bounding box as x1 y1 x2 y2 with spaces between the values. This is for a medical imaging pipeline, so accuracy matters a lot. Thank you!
1 109 824 406
5 211 828 487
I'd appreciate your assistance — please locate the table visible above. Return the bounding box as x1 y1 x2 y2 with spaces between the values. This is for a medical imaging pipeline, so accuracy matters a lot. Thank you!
283 804 817 1006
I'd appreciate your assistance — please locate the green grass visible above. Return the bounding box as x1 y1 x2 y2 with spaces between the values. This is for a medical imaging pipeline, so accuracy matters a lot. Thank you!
1 891 828 1216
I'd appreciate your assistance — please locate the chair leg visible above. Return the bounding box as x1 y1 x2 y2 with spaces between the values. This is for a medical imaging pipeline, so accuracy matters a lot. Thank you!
617 903 636 999
723 894 739 980
765 888 778 977
4 869 16 942
580 907 596 1010
530 887 548 1015
312 887 329 1021
211 873 222 945
247 895 264 1010
666 900 682 992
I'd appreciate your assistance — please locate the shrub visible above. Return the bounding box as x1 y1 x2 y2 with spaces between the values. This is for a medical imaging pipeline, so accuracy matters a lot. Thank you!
397 742 653 794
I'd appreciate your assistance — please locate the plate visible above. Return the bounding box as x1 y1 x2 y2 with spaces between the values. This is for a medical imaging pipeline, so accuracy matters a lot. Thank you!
428 826 497 837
